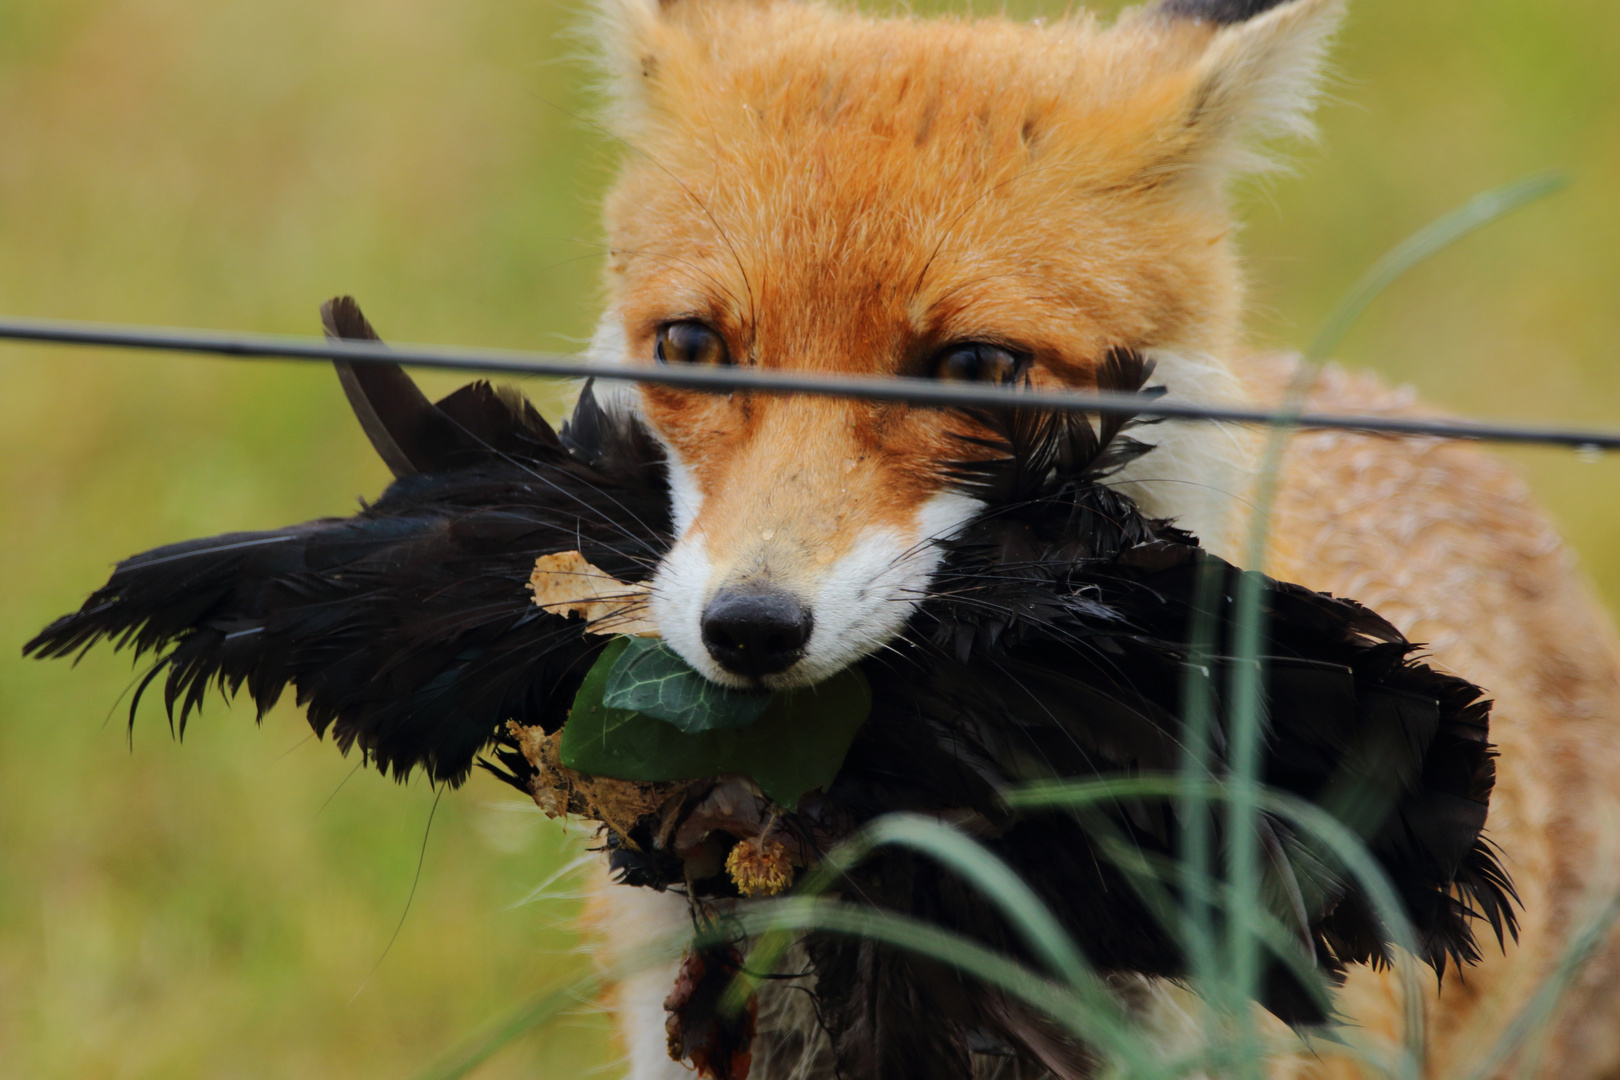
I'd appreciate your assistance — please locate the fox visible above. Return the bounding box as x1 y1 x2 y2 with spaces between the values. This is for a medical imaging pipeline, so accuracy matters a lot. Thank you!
574 0 1620 1077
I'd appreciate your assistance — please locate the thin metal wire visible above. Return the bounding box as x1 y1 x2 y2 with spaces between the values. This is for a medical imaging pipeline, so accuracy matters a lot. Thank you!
1 313 1616 451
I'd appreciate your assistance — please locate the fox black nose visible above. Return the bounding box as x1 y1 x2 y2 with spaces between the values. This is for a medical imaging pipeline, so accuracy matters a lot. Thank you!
701 590 813 678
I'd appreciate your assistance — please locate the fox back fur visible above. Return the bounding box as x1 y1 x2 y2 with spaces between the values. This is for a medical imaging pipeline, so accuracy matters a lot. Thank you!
579 0 1620 1076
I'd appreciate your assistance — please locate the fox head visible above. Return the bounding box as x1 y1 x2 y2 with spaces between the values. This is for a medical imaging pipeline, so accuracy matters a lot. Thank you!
585 0 1343 688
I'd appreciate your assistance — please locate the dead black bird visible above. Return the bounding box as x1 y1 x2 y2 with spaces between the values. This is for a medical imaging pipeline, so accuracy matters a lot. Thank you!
26 298 1516 1080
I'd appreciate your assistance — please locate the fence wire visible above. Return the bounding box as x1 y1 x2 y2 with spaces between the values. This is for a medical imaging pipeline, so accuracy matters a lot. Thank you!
1 313 1616 452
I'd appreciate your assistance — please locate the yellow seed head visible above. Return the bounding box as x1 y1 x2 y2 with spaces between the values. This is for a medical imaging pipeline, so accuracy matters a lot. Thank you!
726 836 794 898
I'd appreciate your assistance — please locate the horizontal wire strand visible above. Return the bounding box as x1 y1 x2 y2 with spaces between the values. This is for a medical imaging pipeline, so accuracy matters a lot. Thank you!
1 313 1616 452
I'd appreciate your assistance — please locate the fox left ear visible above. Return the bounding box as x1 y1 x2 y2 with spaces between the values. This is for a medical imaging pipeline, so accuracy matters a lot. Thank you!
1139 0 1347 183
591 0 772 139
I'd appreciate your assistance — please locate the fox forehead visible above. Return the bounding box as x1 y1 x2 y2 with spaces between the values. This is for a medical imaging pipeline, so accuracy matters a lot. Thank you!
603 2 1247 375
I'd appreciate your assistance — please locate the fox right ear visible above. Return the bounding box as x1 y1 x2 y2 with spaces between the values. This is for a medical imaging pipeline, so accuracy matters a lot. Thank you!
1132 0 1346 186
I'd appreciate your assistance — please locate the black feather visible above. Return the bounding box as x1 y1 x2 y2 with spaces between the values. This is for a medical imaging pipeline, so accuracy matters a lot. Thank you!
322 295 435 478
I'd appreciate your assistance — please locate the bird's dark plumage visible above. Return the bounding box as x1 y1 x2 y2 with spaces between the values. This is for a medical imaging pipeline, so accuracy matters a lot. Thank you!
27 301 670 783
26 299 1516 1079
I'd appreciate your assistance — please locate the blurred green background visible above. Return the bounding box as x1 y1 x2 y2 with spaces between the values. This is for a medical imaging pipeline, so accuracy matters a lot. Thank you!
0 0 1615 1076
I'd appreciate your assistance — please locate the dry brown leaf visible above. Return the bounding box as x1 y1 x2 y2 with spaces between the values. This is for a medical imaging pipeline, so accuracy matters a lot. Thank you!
507 720 680 841
529 550 658 637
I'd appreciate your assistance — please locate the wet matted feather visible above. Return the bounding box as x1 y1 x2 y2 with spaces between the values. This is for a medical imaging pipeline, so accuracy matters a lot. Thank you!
25 298 1517 1080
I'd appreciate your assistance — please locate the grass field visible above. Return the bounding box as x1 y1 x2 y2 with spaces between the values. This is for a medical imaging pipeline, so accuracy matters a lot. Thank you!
1 0 1616 1076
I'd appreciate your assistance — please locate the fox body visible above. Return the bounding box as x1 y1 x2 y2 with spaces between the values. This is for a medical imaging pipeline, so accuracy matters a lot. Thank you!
577 0 1620 1076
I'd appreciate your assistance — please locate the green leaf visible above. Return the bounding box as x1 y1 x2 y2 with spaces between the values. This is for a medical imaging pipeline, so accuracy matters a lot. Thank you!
602 636 771 732
560 642 872 810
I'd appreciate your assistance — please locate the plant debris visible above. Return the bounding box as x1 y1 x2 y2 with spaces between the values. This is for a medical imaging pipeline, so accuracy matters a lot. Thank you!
725 834 794 898
665 945 757 1080
505 720 678 843
528 550 657 637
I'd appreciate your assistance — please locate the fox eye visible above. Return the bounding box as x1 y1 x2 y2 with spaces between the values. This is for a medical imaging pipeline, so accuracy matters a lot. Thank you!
928 342 1023 384
655 321 731 366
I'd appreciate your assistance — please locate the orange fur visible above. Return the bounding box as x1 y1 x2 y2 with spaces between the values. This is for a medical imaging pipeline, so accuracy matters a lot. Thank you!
595 0 1277 584
1250 358 1620 1078
581 0 1620 1075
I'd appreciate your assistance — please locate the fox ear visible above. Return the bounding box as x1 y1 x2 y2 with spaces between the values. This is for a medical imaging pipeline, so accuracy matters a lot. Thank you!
591 0 765 138
1142 0 1346 183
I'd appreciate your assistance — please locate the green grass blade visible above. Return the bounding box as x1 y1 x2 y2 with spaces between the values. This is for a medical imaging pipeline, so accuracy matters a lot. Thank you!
1222 568 1270 1039
1306 171 1569 364
1192 173 1567 1076
408 919 695 1080
1448 883 1620 1080
1010 776 1428 1079
816 813 1095 984
1039 785 1330 1012
1074 811 1338 1024
409 977 600 1080
725 812 1129 1055
1010 776 1423 960
729 897 1171 1078
1177 554 1226 991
